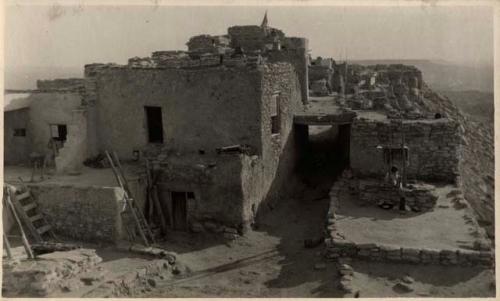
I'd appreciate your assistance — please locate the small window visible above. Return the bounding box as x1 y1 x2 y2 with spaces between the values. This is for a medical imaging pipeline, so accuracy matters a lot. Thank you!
270 94 280 135
50 124 67 142
13 128 26 137
145 106 164 143
384 148 409 165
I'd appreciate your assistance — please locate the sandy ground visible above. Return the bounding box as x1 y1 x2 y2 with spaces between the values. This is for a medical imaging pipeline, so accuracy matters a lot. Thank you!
349 260 495 297
143 191 343 297
335 185 487 251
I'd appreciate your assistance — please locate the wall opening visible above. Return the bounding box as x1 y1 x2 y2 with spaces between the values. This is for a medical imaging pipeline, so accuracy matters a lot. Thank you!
171 191 192 231
145 106 164 143
270 94 281 135
13 128 26 137
296 123 351 183
383 147 409 166
50 124 67 142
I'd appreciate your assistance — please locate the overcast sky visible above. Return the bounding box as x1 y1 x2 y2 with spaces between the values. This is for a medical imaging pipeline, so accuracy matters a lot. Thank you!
5 4 494 69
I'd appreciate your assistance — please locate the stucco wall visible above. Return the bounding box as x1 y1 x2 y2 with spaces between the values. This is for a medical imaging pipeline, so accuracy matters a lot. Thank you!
154 154 246 228
29 184 124 242
350 117 461 182
89 66 263 159
4 109 31 165
28 92 83 155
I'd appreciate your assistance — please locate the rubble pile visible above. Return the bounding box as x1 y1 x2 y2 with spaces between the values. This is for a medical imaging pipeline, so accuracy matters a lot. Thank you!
2 248 102 297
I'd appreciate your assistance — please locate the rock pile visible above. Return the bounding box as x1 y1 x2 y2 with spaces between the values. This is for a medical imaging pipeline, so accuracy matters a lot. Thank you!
2 249 102 297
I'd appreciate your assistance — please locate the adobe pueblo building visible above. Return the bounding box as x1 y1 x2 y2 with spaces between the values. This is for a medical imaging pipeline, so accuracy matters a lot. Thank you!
3 16 494 278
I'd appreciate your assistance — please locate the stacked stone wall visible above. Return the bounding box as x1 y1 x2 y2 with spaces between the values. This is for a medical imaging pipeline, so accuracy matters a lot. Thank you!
350 118 461 182
325 179 493 267
36 78 85 92
28 184 124 242
358 179 438 211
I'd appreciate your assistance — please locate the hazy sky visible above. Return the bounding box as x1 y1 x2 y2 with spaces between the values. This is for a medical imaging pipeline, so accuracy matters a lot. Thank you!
5 4 494 69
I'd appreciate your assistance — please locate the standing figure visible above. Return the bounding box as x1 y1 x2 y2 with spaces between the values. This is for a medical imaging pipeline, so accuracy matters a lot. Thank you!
385 166 406 212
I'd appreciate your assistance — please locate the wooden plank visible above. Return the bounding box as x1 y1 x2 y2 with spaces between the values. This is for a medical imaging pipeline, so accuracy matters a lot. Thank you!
166 190 174 228
23 202 37 212
29 214 43 222
37 225 52 235
152 186 168 234
16 191 31 201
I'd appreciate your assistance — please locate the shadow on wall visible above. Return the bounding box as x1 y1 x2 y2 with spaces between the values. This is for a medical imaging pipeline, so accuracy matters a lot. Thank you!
250 126 348 296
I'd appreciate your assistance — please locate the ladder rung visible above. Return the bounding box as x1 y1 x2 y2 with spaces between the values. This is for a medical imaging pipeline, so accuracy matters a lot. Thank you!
23 202 37 212
16 191 31 201
37 225 52 235
29 214 43 222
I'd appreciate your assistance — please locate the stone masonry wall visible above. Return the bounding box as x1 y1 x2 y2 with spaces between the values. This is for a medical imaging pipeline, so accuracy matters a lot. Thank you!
36 78 85 92
29 184 124 243
268 46 309 104
241 62 303 226
88 65 264 160
358 179 438 211
350 117 461 182
325 179 494 267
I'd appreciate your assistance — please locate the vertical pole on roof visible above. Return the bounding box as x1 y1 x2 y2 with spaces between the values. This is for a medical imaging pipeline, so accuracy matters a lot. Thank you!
401 118 406 187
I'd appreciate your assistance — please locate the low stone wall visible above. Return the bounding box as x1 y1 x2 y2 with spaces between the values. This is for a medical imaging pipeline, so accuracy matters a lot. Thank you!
325 179 494 267
29 184 125 243
358 179 438 211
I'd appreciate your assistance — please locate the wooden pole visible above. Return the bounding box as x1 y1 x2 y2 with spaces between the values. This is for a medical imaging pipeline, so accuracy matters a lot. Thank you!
105 151 151 246
401 119 406 187
145 160 168 234
3 232 13 259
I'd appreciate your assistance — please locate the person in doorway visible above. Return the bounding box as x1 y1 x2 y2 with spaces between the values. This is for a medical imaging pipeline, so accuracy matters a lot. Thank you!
385 166 407 213
385 166 401 187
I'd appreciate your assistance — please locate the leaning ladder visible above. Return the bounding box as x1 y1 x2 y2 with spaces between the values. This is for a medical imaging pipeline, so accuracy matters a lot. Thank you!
9 181 57 243
4 186 35 259
105 150 155 246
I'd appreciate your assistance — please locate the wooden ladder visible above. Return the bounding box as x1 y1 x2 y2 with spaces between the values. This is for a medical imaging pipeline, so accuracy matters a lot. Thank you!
8 182 57 243
4 186 35 259
145 159 168 235
105 150 155 246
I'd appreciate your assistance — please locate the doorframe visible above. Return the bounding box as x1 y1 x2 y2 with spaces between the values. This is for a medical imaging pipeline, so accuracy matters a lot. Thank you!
156 183 197 230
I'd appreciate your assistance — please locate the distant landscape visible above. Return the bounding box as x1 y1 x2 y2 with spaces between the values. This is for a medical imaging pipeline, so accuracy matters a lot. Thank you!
4 60 494 125
354 59 494 125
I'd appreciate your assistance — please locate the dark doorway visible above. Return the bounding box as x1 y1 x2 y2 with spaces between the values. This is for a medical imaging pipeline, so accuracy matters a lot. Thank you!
171 191 188 231
296 123 351 184
145 106 164 143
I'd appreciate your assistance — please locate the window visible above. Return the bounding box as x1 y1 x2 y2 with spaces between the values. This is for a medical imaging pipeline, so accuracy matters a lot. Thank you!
145 106 164 143
270 94 280 134
383 147 409 165
50 124 67 142
13 128 26 137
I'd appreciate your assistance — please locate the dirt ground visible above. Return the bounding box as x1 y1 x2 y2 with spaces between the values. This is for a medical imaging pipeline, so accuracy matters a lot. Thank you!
334 184 489 251
349 260 495 297
139 183 494 298
142 188 343 297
